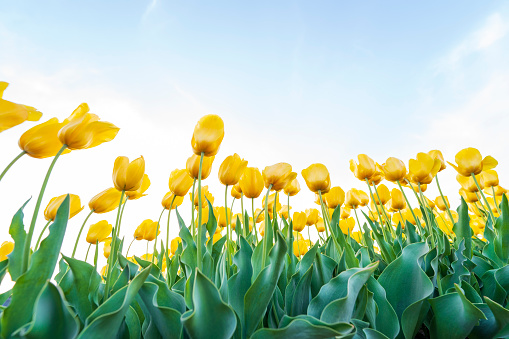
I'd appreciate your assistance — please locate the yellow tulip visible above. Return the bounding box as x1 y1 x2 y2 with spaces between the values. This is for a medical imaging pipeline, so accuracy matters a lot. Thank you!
341 207 351 220
428 150 446 172
481 170 499 188
86 220 112 244
460 188 479 203
339 217 355 235
485 185 507 197
359 190 369 206
315 218 326 232
103 238 112 258
372 184 390 205
381 157 407 182
436 213 454 235
161 192 184 210
113 156 145 192
126 174 150 200
191 114 224 156
293 239 310 257
456 174 483 192
305 208 320 226
191 185 214 207
214 207 232 228
231 184 242 199
44 194 83 221
58 103 119 150
262 193 281 214
389 188 406 211
0 241 14 261
279 205 292 219
470 215 485 235
434 196 450 211
89 188 124 214
169 169 194 196
171 237 182 255
0 82 42 133
301 164 331 193
448 148 497 177
254 208 265 223
239 167 264 199
292 212 307 232
350 154 376 181
18 118 71 158
392 213 406 229
207 233 223 245
218 153 248 186
408 153 441 185
284 178 301 196
324 186 345 209
195 205 211 226
345 189 362 209
186 154 214 180
424 196 435 210
134 219 160 241
262 163 297 191
351 231 363 243
368 164 384 185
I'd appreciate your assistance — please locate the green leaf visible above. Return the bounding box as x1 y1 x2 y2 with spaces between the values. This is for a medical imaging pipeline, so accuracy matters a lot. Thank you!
228 237 253 326
176 208 197 277
251 316 354 339
7 199 30 282
453 197 472 259
364 328 391 339
494 194 509 262
366 277 400 338
289 265 314 316
286 242 319 313
428 284 486 339
181 269 237 339
1 196 70 338
124 306 141 339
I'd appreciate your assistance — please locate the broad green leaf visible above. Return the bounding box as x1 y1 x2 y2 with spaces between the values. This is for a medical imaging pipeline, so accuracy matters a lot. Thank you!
7 199 30 282
228 236 253 325
495 194 509 262
124 306 141 339
364 328 390 339
290 265 314 316
453 197 472 258
286 242 319 313
176 208 197 277
251 316 354 339
366 277 400 338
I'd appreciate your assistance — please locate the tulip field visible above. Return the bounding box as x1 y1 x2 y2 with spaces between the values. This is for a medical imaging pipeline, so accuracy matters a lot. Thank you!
2 81 509 339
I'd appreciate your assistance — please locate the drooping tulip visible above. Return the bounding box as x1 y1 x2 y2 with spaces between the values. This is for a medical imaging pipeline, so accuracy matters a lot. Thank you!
113 156 145 192
408 153 441 185
0 82 42 133
191 185 214 207
218 153 248 186
305 208 320 226
186 154 214 180
89 188 124 214
350 154 376 181
191 114 224 156
284 178 301 196
262 163 297 191
301 164 331 193
169 169 194 196
58 103 119 150
292 212 307 232
161 192 184 210
18 118 71 158
86 220 113 244
381 157 406 182
447 148 497 177
126 174 150 200
0 241 14 261
239 167 264 199
44 194 83 221
323 186 345 209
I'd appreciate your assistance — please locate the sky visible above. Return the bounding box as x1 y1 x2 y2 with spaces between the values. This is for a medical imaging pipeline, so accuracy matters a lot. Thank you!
1 1 509 289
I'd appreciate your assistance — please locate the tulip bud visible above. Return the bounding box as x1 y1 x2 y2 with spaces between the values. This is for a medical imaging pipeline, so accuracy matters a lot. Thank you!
315 218 325 232
170 237 182 255
301 164 331 193
103 238 112 259
0 82 42 133
340 207 351 220
372 184 390 205
284 178 301 196
214 207 232 228
126 174 150 200
345 189 362 209
324 186 345 209
457 174 483 193
350 155 376 181
169 169 194 196
231 184 242 199
218 153 248 186
44 194 83 221
190 185 214 207
191 114 224 156
86 220 112 244
113 156 145 192
186 154 214 180
279 205 292 219
293 239 310 257
89 188 124 214
254 208 264 223
408 153 441 185
239 167 264 199
292 212 307 232
428 150 446 172
262 163 297 191
381 157 407 182
134 219 159 241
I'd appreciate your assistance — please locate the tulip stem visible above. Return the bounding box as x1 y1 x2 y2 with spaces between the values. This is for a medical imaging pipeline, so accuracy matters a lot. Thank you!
353 208 365 246
396 180 424 233
126 238 135 258
492 186 501 214
191 178 196 237
365 179 386 231
165 196 176 263
152 207 166 265
372 182 395 237
22 144 67 273
0 150 26 184
225 184 232 270
85 243 92 262
287 193 293 264
196 152 204 271
252 198 258 244
34 219 52 251
261 184 273 268
317 191 330 239
241 193 245 238
435 174 455 229
71 209 94 258
418 183 435 245
471 173 496 224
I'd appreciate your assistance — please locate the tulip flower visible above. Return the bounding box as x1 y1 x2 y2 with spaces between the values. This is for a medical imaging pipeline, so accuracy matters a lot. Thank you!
214 206 232 228
345 189 362 209
186 154 214 180
434 196 450 211
89 188 124 214
470 215 485 235
0 82 42 133
58 103 119 150
340 207 351 220
351 231 363 243
372 184 390 205
231 184 242 199
125 174 150 200
18 118 71 158
324 186 345 209
485 185 507 196
381 157 406 182
460 188 479 203
456 174 483 193
262 163 297 191
315 218 326 232
86 220 112 244
169 169 194 196
350 154 376 181
448 148 497 177
191 114 224 156
239 167 264 199
254 208 264 223
170 237 182 255
301 164 331 193
218 153 248 186
191 185 214 207
428 150 446 172
368 164 384 185
305 208 320 226
293 239 310 257
195 205 211 226
279 205 292 219
0 241 14 261
339 217 355 235
112 156 145 192
408 153 441 185
292 212 307 232
481 170 499 188
389 188 406 211
44 194 83 221
134 219 160 241
103 238 112 259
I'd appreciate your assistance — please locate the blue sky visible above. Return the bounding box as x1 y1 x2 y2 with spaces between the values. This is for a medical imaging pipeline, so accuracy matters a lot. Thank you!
1 1 509 275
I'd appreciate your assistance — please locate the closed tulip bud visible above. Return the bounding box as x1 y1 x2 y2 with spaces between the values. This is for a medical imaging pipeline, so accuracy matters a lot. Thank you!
434 196 450 211
481 170 499 188
390 188 406 211
58 103 119 150
350 155 376 181
293 239 310 257
103 238 112 258
44 194 83 221
113 156 145 192
254 208 265 223
305 208 320 226
301 164 331 193
126 174 150 200
218 153 248 186
457 174 483 192
161 192 184 210
372 184 390 205
191 114 224 156
339 217 355 235
262 163 297 191
0 241 14 261
324 186 345 209
392 213 406 229
86 220 112 244
381 157 407 182
171 237 182 255
231 184 242 199
292 212 307 232
315 218 325 232
18 118 71 158
214 207 232 228
428 150 446 172
424 196 435 210
284 178 301 196
89 188 124 214
186 154 214 180
238 167 264 199
341 207 351 220
448 147 497 177
279 205 292 219
169 169 194 196
191 185 214 207
0 82 42 133
408 153 441 185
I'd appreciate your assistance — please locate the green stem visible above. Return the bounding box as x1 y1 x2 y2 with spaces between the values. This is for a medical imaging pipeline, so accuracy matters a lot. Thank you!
22 144 67 273
152 207 166 264
84 243 92 262
241 193 246 238
196 152 204 271
287 193 293 265
471 173 496 224
146 241 149 257
353 208 365 246
492 186 501 214
165 196 176 261
191 178 196 237
435 174 455 228
71 209 94 258
34 219 52 251
225 184 231 268
252 198 258 244
0 150 26 184
418 182 435 245
261 184 273 268
396 180 424 233
372 182 395 236
317 191 330 239
125 238 135 258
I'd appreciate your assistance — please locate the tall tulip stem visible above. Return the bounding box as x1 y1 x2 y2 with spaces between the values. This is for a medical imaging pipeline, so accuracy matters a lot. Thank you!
396 180 424 233
191 178 196 237
471 173 495 224
261 184 273 268
0 150 26 184
252 198 258 243
241 193 245 237
492 186 501 214
104 189 125 301
84 243 92 262
165 196 176 262
152 207 166 264
71 209 95 258
34 219 52 251
126 238 135 258
435 174 455 228
196 152 204 271
317 190 330 239
225 184 232 268
287 193 293 265
22 144 67 273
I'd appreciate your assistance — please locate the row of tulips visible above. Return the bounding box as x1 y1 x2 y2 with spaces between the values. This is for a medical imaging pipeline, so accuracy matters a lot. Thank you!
1 81 509 338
